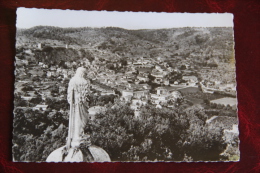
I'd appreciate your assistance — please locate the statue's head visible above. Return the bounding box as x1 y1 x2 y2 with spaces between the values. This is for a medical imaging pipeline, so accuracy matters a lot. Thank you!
75 67 87 78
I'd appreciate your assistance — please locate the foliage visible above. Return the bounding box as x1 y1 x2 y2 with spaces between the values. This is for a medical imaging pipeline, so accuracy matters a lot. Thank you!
21 85 34 92
85 103 227 161
13 108 68 161
220 129 240 161
45 98 69 111
13 99 233 162
14 93 27 107
34 47 79 66
29 96 42 106
195 34 209 45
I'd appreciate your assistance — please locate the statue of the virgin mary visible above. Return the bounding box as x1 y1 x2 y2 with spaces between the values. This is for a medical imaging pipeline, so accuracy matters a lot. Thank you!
46 67 111 162
66 67 91 149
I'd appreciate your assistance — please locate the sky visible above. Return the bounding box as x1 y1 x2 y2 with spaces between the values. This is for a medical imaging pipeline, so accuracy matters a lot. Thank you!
17 8 233 29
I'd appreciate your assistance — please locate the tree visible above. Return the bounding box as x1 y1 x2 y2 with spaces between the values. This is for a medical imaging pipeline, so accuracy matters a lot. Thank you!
13 106 68 161
30 96 42 106
204 99 210 105
183 121 226 161
98 94 117 105
42 46 54 53
50 85 59 97
106 63 115 70
120 57 128 66
21 85 34 92
14 93 27 107
180 65 186 70
32 76 40 82
147 73 155 84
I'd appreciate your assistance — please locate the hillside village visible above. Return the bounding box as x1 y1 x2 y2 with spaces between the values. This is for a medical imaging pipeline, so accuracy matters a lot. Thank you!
15 26 236 113
13 26 239 161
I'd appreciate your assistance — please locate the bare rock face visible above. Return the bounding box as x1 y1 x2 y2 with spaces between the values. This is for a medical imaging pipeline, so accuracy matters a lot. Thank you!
46 145 111 162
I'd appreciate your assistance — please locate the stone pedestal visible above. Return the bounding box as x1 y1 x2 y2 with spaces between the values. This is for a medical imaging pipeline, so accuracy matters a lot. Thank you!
46 145 111 162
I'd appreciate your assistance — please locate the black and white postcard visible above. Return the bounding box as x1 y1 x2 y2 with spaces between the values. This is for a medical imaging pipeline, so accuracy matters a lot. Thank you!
13 8 239 162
